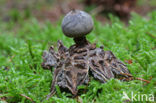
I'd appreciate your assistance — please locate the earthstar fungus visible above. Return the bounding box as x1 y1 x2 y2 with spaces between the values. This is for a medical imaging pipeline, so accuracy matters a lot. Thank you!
42 10 130 99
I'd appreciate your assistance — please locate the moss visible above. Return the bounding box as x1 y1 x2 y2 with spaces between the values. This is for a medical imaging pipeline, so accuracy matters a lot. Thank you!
0 11 155 103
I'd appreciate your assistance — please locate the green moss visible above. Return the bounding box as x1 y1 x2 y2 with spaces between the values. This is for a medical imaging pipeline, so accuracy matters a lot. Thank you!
0 11 156 103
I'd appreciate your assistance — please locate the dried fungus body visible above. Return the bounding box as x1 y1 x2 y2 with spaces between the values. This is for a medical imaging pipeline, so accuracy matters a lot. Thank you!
42 39 130 99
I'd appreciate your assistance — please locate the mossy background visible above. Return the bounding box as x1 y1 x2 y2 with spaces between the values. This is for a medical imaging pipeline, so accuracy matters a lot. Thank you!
0 0 156 103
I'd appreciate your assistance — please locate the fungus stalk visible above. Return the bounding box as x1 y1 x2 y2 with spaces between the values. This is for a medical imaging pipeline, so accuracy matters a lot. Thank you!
73 36 88 46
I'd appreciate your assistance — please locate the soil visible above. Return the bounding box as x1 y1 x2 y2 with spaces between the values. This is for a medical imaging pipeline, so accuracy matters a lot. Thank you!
0 0 155 23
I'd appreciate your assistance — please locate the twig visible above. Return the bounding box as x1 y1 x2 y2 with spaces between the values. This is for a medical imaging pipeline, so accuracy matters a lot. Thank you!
20 94 35 103
135 77 150 84
120 73 133 77
146 32 156 39
120 73 151 84
46 91 56 100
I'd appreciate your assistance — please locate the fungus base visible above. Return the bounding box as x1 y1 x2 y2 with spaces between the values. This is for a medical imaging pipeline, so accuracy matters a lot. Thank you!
42 39 130 99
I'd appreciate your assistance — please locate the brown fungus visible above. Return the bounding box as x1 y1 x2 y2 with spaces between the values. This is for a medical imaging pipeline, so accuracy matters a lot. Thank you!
42 10 131 99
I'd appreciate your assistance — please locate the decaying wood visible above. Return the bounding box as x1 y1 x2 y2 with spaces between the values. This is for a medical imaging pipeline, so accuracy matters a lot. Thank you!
42 39 131 99
20 94 35 103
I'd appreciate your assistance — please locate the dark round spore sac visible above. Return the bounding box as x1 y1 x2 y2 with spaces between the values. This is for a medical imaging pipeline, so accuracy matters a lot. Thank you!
61 10 93 38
